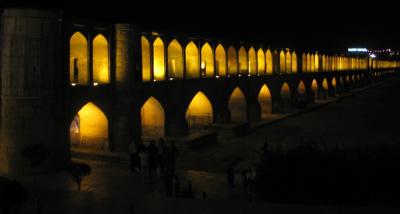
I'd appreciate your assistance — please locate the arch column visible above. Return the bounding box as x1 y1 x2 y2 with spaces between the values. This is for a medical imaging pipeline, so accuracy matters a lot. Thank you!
247 98 261 121
165 109 188 136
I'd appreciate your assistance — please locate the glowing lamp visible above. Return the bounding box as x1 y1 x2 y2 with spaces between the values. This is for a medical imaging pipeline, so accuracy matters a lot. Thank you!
93 82 99 86
169 77 174 81
201 61 206 70
71 83 77 86
215 75 220 79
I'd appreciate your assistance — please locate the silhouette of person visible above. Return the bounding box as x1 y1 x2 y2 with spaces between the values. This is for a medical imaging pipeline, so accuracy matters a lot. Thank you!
73 58 79 82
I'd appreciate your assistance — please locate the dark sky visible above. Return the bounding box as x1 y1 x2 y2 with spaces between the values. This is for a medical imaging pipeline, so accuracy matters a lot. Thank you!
1 1 399 53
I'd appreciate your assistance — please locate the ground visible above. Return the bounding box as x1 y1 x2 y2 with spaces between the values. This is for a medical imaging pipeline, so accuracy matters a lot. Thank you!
5 76 400 213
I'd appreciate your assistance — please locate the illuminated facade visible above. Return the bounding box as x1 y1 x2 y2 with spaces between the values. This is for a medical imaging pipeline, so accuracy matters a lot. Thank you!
1 8 399 174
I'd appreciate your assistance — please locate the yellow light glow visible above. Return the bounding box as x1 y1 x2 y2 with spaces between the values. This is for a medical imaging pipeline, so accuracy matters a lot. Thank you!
167 39 183 79
69 32 88 85
201 42 214 77
314 54 319 72
153 37 165 81
310 54 315 72
286 51 292 73
228 87 247 122
215 44 227 76
265 49 273 75
248 47 257 75
228 46 238 76
280 50 286 73
70 102 108 149
298 81 306 96
291 52 297 73
258 84 272 119
302 53 307 72
306 53 311 72
141 36 151 82
93 34 110 84
186 41 199 78
332 78 337 88
311 79 318 97
93 82 98 86
280 82 291 107
257 48 265 75
239 47 248 75
186 92 213 129
322 78 328 90
141 97 165 137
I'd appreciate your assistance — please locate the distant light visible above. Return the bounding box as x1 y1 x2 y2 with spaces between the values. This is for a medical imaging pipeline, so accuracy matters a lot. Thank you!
151 32 159 36
227 75 230 78
348 48 368 52
71 83 77 86
201 61 206 70
238 74 242 77
369 54 376 58
153 79 157 82
215 75 220 79
248 74 251 77
93 82 99 86
169 77 174 81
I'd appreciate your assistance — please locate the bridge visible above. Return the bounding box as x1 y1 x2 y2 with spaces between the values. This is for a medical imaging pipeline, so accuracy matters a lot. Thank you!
0 8 399 174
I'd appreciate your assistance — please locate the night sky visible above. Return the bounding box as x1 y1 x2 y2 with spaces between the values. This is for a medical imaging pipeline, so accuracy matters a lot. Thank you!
1 1 399 53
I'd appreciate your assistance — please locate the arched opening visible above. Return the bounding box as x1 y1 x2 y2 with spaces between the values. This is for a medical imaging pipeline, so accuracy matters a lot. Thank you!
280 83 291 111
291 52 297 73
257 48 265 75
302 53 307 72
93 34 109 84
228 87 247 122
167 39 184 79
215 44 227 76
315 54 319 72
298 81 306 97
70 32 88 85
322 78 328 91
322 55 326 71
266 49 273 75
248 47 257 75
141 97 165 137
273 50 280 74
153 37 165 81
286 51 292 73
70 102 108 150
306 53 311 72
186 41 200 78
141 36 151 82
310 54 315 72
186 92 213 129
258 85 272 119
238 47 248 75
228 46 238 76
332 77 337 88
280 50 286 73
311 79 318 99
201 42 214 77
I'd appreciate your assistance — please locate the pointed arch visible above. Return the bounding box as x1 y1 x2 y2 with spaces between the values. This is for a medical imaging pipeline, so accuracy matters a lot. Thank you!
311 79 318 99
141 36 151 82
286 51 292 73
186 92 213 129
185 41 200 78
306 53 311 72
238 47 248 75
215 44 227 76
70 32 88 85
297 81 306 96
322 78 328 90
201 42 214 77
315 54 319 72
332 77 337 88
280 50 286 73
257 48 265 75
228 87 247 122
228 46 238 75
291 52 297 73
322 55 326 71
93 34 109 84
265 49 273 75
302 53 307 72
141 97 165 137
167 39 184 79
153 37 165 81
310 54 315 72
70 102 108 149
280 82 291 110
248 47 257 75
258 84 272 119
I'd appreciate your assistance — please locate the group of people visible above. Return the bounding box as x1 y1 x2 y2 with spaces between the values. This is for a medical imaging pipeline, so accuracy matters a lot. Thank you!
129 138 178 184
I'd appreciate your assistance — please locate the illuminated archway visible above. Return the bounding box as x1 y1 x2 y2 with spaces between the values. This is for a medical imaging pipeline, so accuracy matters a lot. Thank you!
310 54 315 72
280 50 286 73
298 81 306 97
322 55 326 71
280 82 291 109
215 44 227 76
311 79 318 98
258 85 272 119
248 47 257 75
93 34 109 84
141 36 151 82
201 42 214 77
153 37 165 81
291 52 297 73
141 97 165 137
273 50 280 74
228 46 238 75
266 49 273 75
228 87 247 122
286 51 292 73
257 48 265 75
332 77 337 88
167 39 183 79
70 102 108 149
70 32 88 85
315 54 319 71
186 92 213 129
302 53 307 72
186 41 199 78
238 47 248 75
306 53 311 72
322 78 328 90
